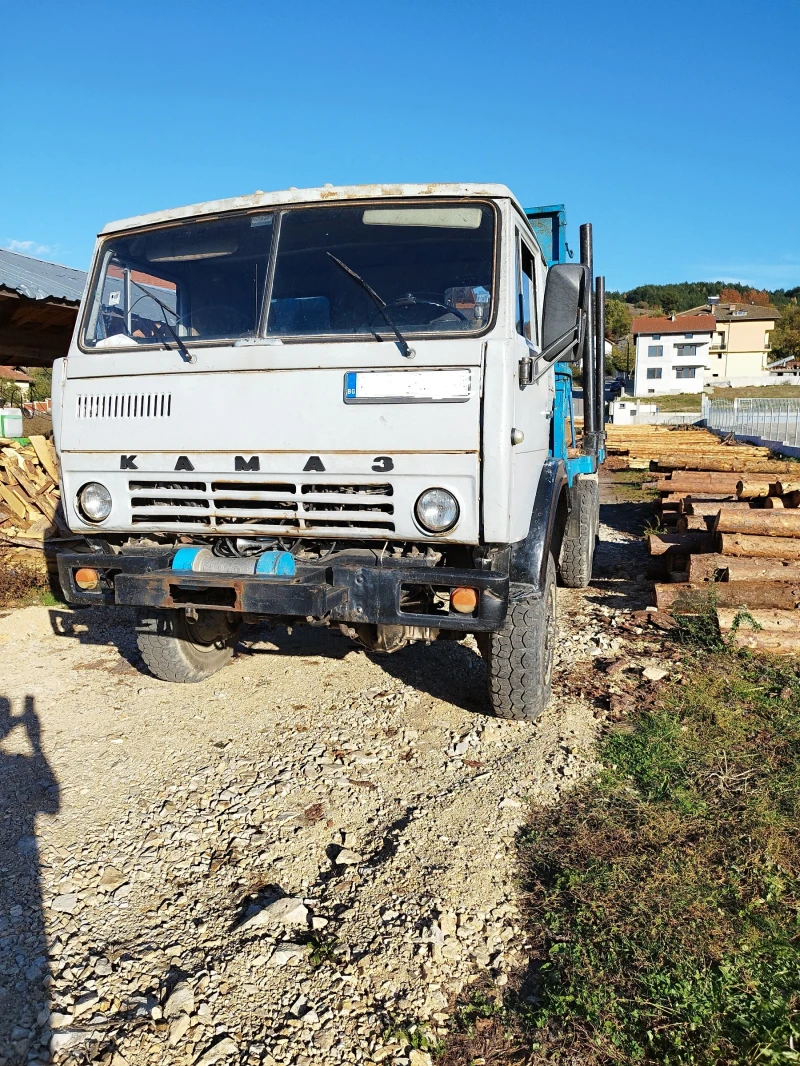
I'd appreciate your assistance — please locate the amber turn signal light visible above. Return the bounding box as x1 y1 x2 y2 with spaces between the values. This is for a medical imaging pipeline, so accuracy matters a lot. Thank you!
74 568 100 590
451 586 478 614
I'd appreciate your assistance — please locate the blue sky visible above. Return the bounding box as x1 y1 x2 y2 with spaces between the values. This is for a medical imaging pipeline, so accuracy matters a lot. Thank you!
2 0 798 292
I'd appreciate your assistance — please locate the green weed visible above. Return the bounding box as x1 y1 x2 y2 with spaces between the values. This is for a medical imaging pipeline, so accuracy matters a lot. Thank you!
514 652 800 1064
304 933 339 969
382 1020 444 1055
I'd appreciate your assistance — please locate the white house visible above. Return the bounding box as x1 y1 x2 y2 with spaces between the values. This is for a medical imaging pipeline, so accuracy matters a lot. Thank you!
632 314 716 395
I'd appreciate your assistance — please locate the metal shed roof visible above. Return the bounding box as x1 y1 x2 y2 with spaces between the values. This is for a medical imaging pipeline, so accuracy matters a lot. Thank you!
0 248 86 304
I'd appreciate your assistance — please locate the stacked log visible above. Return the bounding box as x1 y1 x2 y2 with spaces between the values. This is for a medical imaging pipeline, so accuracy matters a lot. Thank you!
619 424 800 654
604 424 773 471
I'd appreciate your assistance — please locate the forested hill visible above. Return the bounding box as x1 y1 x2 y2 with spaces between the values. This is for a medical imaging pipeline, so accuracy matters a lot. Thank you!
608 281 800 314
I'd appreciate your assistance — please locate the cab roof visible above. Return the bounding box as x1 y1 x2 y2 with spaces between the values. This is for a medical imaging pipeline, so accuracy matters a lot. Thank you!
99 183 522 235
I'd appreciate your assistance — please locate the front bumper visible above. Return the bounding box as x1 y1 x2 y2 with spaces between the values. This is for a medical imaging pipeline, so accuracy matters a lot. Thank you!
57 551 509 632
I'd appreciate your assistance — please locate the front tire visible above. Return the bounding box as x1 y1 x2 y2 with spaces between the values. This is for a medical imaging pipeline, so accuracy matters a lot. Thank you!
484 554 557 722
136 609 240 683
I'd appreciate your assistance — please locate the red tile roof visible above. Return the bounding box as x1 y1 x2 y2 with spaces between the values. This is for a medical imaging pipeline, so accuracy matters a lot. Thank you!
631 314 716 336
0 365 34 383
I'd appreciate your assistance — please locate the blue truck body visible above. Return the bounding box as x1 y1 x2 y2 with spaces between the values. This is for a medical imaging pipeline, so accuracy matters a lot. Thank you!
525 204 603 485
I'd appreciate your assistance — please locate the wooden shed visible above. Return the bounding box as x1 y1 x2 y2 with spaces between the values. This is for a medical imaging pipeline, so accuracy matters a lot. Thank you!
0 249 86 368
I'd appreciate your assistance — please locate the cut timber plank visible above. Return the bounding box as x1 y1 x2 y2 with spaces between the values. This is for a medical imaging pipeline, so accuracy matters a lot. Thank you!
676 515 711 532
660 459 800 474
719 533 800 560
716 511 800 538
656 582 800 611
717 608 800 632
684 500 751 516
29 435 59 482
658 477 742 493
688 554 799 582
648 531 710 556
736 479 778 499
0 482 27 520
730 632 800 654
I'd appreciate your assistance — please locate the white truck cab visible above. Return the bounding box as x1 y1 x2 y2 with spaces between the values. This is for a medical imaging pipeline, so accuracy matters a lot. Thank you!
54 183 605 720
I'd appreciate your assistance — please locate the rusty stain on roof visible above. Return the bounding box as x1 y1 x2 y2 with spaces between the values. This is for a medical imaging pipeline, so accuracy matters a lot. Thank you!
100 183 518 236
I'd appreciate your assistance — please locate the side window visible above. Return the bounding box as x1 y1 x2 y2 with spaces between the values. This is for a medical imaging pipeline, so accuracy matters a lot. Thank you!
515 233 538 345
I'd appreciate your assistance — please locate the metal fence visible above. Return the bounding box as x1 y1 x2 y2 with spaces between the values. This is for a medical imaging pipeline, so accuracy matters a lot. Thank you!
706 397 800 448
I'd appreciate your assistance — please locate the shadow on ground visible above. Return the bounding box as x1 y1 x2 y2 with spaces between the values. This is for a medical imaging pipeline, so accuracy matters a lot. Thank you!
0 695 59 1064
242 623 489 715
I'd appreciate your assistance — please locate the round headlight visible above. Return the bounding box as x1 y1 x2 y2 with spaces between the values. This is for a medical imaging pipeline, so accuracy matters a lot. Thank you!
77 482 112 523
415 488 459 533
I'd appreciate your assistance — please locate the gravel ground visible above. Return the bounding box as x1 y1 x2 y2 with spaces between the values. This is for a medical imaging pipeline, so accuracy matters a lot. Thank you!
0 479 654 1066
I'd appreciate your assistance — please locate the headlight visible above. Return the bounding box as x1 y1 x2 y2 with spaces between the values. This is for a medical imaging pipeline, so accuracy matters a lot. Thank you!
415 488 459 533
77 482 112 522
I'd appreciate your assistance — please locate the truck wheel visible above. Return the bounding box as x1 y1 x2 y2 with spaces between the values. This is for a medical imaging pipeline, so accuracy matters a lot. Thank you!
485 554 557 722
136 609 240 683
558 477 599 589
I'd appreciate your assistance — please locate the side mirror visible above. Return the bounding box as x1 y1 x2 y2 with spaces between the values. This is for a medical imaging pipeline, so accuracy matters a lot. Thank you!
541 263 589 363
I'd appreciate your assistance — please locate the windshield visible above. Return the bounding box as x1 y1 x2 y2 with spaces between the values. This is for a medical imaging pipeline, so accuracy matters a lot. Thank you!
83 201 495 349
267 203 494 337
84 213 274 348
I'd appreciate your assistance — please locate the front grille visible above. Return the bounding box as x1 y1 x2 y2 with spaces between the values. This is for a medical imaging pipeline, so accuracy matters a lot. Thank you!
127 479 395 533
76 393 172 419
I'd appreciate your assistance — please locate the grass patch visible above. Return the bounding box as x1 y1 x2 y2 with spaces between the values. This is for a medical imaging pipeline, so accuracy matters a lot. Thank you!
632 384 800 415
633 393 703 412
510 651 800 1063
712 384 800 401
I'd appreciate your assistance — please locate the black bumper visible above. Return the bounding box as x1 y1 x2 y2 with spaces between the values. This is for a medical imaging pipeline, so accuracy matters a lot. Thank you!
57 552 509 632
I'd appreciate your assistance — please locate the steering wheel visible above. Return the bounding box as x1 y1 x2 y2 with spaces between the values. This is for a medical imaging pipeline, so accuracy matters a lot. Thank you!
384 293 470 323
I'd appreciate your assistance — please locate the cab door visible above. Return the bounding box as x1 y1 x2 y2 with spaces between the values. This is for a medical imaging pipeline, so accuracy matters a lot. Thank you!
509 228 553 540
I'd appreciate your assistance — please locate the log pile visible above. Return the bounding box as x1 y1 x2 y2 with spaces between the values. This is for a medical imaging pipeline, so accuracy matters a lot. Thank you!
643 433 800 654
0 435 68 547
605 423 779 472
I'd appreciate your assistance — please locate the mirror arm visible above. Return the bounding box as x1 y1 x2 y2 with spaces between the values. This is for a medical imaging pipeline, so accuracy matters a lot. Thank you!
540 324 579 363
541 309 586 362
526 311 586 385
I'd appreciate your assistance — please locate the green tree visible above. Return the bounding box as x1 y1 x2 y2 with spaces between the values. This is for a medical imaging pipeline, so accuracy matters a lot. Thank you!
770 304 800 359
605 298 631 341
27 367 52 401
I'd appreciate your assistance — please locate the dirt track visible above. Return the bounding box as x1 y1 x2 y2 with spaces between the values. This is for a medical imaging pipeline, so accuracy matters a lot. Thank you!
0 482 652 1066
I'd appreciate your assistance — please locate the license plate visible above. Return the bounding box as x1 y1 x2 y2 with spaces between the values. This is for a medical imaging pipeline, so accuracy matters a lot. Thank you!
343 369 471 404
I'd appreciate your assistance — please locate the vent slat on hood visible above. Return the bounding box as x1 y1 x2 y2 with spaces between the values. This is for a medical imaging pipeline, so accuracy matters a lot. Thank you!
76 393 172 419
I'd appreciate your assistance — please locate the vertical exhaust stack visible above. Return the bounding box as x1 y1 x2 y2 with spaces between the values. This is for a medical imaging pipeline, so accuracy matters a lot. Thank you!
595 274 606 454
580 223 597 456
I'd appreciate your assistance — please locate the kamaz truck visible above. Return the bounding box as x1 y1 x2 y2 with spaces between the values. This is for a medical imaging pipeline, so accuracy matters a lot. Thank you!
53 183 606 721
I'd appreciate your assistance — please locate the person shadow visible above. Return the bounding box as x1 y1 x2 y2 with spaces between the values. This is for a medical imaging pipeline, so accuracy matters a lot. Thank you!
0 696 60 1064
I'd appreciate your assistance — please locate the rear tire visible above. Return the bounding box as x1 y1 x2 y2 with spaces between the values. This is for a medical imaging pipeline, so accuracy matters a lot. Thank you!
136 609 240 683
484 555 557 722
558 476 598 589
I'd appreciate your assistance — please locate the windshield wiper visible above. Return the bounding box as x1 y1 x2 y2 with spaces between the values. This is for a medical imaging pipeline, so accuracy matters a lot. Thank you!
327 253 415 359
128 278 196 364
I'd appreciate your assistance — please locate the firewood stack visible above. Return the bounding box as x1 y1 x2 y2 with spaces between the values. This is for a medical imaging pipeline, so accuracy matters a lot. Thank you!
0 435 68 547
622 425 800 654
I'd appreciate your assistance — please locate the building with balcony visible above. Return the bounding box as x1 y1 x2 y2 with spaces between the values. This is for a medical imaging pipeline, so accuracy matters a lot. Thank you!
632 314 716 395
681 302 779 383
